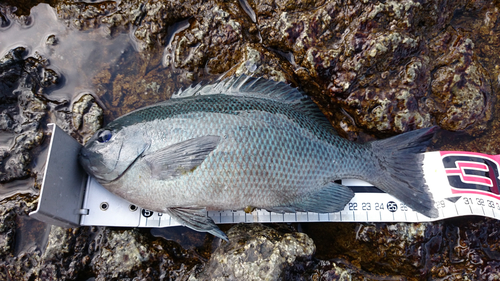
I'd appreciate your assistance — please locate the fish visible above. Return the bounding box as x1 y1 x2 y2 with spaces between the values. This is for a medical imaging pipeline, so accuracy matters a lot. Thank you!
78 75 438 240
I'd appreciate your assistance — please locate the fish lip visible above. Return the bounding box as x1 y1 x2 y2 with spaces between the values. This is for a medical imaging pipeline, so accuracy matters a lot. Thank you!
78 148 110 183
78 148 91 173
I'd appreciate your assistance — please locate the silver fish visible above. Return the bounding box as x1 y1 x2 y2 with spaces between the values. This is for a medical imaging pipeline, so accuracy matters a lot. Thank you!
79 75 438 240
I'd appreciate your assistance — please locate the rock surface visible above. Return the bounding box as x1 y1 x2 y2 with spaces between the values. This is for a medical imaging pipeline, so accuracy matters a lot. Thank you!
299 218 500 280
189 224 315 281
0 47 50 183
1 0 500 280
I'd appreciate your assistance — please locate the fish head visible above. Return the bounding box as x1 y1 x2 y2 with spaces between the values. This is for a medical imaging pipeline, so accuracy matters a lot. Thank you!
79 126 150 183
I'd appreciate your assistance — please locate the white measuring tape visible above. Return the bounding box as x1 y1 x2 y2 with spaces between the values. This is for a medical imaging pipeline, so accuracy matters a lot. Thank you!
79 151 500 227
30 124 500 228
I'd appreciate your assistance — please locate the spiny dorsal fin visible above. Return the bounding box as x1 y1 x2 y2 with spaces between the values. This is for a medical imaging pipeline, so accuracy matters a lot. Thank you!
173 75 305 103
173 75 334 132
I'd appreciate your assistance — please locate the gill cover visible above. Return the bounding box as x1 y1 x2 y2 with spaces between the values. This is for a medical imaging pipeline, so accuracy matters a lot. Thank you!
79 126 150 183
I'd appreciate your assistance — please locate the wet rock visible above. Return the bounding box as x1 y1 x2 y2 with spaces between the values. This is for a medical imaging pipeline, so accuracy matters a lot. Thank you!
0 47 51 183
300 218 500 279
91 228 151 278
57 1 123 32
0 200 20 257
0 47 25 96
45 34 58 46
0 43 103 184
254 0 494 137
91 51 182 120
53 0 495 137
302 222 430 276
2 0 500 280
0 6 10 27
71 93 103 143
172 3 244 74
0 193 43 279
428 29 493 136
0 222 207 280
190 223 315 281
230 43 297 82
14 0 498 138
338 53 433 134
57 0 196 50
282 258 409 280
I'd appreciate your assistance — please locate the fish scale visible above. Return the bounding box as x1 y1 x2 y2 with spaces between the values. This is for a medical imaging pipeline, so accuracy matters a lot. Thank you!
117 108 348 206
79 75 438 240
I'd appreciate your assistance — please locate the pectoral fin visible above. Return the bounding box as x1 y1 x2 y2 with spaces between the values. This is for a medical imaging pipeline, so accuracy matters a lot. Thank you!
266 182 354 213
143 135 220 180
166 207 228 241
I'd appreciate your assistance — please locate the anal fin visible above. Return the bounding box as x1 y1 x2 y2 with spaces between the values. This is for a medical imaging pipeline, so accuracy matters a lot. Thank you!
266 182 354 213
166 207 228 241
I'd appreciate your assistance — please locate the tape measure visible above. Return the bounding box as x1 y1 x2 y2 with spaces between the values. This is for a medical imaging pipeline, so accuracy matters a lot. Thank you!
30 124 500 228
79 151 500 227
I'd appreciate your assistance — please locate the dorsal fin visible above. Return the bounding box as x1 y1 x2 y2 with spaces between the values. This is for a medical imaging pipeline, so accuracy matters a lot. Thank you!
173 75 305 103
173 75 334 132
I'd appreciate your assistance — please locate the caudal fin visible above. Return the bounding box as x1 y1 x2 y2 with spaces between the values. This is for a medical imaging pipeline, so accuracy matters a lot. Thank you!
369 126 439 218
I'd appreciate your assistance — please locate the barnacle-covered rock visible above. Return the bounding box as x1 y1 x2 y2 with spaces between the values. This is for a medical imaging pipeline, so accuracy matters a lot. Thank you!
2 0 500 280
189 223 315 281
170 3 245 74
254 0 493 137
0 223 210 280
71 93 103 143
300 218 500 279
51 0 496 138
230 43 296 82
428 29 493 136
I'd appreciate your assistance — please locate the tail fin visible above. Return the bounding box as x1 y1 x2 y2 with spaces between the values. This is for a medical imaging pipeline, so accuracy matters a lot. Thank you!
369 126 439 218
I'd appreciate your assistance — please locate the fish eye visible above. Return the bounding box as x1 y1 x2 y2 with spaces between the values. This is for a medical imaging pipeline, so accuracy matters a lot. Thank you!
97 130 113 143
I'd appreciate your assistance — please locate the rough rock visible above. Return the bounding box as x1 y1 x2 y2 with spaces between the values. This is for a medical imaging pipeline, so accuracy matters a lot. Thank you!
38 0 498 137
300 218 500 279
0 47 49 183
427 29 493 137
0 220 207 280
1 0 500 280
71 93 103 143
251 0 495 137
189 223 315 281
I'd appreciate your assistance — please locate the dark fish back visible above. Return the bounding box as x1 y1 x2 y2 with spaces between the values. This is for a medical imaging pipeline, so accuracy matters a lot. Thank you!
109 94 338 144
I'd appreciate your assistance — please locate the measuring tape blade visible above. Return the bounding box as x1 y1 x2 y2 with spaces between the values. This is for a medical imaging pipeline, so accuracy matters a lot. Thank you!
79 151 500 227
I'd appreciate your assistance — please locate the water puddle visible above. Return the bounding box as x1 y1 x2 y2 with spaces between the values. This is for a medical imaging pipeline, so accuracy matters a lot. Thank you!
0 178 36 198
14 215 50 256
0 3 138 197
238 0 256 23
0 3 134 104
0 132 14 150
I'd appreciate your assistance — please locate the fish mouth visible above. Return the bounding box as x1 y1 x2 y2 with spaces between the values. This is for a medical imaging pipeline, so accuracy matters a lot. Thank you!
78 148 113 183
78 144 149 184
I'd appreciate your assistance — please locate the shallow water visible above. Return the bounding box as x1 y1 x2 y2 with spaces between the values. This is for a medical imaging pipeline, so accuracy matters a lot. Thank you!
0 178 35 198
0 132 14 149
0 3 135 104
0 3 142 195
14 215 50 256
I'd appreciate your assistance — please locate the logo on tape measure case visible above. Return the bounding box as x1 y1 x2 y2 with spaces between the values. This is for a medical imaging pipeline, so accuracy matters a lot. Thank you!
441 152 500 197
